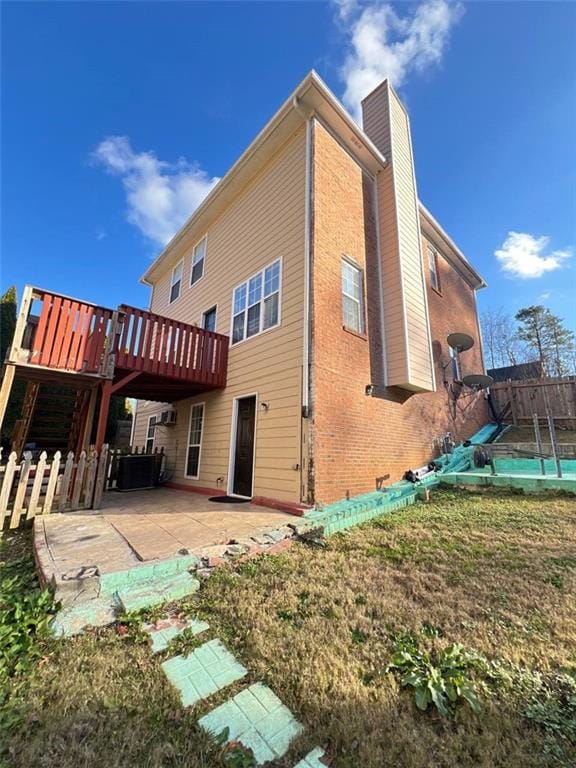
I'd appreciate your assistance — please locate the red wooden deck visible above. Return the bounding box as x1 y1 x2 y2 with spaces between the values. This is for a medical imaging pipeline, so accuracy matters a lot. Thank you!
12 288 228 401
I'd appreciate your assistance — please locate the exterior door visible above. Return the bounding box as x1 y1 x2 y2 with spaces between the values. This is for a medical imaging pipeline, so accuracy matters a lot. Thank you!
232 396 256 497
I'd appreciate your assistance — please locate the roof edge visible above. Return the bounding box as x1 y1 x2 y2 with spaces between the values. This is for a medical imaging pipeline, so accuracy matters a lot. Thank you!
418 202 487 290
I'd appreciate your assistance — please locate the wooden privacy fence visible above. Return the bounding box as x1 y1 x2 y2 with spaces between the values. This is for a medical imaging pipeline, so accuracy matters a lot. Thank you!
0 445 109 531
490 377 576 426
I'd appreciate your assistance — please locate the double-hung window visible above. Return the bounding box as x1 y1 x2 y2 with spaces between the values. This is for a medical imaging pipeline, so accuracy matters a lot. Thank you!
146 416 156 453
190 237 206 286
185 403 204 478
341 259 364 334
170 261 183 304
428 245 440 292
232 259 281 344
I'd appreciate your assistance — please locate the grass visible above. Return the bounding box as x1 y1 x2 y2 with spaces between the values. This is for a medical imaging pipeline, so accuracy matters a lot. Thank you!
3 489 576 767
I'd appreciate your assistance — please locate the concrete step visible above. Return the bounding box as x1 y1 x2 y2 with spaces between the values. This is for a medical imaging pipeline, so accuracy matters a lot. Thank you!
114 571 200 613
99 553 199 597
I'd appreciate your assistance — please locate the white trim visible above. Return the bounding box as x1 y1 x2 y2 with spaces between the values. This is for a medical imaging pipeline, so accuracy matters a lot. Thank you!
373 176 388 384
229 258 283 347
169 259 184 304
202 303 218 333
189 234 207 288
302 117 313 410
184 401 205 480
226 392 258 498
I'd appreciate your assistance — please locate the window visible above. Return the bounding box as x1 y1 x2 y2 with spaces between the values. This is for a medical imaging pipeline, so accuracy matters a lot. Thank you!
449 346 461 381
232 260 281 344
202 306 217 332
146 416 156 453
185 403 204 478
170 261 183 304
190 237 206 286
341 259 364 333
428 245 440 292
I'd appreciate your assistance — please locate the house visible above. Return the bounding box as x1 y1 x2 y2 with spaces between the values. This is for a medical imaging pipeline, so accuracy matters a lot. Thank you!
487 361 544 382
130 71 488 509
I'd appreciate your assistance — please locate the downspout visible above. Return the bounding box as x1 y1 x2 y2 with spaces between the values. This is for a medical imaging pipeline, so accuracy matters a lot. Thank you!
293 96 314 503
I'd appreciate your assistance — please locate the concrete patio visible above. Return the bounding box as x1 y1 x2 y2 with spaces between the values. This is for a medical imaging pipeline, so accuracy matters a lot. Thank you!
34 488 299 588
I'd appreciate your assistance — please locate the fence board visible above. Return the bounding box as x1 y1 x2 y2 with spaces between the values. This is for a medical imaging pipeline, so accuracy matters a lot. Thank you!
490 377 576 424
71 450 87 508
10 454 32 529
0 453 17 529
27 451 47 520
43 451 61 515
58 452 75 512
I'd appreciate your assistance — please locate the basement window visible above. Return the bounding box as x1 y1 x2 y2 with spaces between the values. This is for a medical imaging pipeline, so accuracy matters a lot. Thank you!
170 260 183 304
185 403 205 479
341 259 364 334
231 259 281 344
190 236 206 287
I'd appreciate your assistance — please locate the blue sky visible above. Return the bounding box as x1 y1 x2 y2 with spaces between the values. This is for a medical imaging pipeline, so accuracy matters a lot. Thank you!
2 1 575 332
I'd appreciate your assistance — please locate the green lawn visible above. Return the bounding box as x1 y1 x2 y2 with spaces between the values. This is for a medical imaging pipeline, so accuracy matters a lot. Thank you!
2 489 575 768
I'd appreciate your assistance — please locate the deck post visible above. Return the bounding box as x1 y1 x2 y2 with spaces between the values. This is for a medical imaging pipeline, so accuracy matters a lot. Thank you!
78 384 99 454
95 379 112 452
0 364 16 434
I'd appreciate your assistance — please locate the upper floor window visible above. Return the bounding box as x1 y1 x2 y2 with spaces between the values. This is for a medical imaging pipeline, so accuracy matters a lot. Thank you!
341 259 364 334
190 236 206 286
428 245 440 292
231 260 281 345
170 260 183 304
202 306 217 333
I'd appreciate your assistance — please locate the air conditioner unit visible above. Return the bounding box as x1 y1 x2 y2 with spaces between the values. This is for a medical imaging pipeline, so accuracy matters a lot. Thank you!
160 409 177 426
116 455 157 491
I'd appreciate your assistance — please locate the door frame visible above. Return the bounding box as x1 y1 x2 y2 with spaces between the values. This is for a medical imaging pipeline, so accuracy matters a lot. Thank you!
227 392 259 498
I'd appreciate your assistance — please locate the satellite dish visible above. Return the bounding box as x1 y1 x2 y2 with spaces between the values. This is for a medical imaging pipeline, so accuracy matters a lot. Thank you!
447 332 474 352
462 373 493 391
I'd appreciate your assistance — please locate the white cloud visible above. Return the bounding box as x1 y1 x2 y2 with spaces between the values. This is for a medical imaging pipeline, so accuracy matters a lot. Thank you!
93 136 219 247
495 232 572 279
335 0 464 121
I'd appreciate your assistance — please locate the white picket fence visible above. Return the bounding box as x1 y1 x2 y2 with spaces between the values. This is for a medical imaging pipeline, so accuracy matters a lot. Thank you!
0 445 109 531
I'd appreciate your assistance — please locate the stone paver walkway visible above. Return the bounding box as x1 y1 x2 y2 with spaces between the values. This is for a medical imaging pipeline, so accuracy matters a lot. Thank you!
161 639 247 707
294 747 328 767
143 615 209 653
198 682 304 765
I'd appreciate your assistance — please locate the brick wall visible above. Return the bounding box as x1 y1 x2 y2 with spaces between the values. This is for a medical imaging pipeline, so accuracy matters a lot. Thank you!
310 121 488 504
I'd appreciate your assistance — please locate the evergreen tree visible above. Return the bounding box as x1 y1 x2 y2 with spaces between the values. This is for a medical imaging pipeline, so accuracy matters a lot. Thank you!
0 286 17 364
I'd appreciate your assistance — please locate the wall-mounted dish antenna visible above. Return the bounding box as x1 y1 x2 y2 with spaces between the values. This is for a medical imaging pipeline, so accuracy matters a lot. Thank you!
447 332 474 352
462 373 493 391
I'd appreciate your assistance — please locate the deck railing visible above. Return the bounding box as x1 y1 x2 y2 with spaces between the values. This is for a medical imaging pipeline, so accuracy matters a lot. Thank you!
14 287 114 374
7 287 229 389
115 305 228 386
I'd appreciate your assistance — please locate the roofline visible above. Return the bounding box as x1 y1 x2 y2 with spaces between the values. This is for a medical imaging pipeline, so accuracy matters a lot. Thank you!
418 202 487 290
140 70 387 285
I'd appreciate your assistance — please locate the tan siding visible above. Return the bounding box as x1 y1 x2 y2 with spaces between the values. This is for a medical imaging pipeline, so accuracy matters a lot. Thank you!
139 128 307 502
362 83 434 392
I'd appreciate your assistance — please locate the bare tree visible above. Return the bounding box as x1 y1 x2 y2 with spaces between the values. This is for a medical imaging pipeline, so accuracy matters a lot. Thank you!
480 307 529 370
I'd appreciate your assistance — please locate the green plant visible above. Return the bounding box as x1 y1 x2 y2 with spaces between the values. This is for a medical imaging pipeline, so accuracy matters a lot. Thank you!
214 728 257 767
0 546 59 735
386 639 482 716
